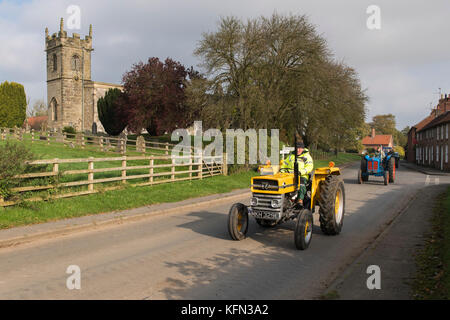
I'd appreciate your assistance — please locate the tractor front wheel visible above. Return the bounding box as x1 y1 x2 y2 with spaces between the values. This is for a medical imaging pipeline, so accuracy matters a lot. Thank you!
358 169 363 184
383 170 389 185
228 203 249 240
294 209 313 250
318 175 345 235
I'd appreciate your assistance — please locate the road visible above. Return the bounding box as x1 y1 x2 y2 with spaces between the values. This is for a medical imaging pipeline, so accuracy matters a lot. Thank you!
0 163 448 299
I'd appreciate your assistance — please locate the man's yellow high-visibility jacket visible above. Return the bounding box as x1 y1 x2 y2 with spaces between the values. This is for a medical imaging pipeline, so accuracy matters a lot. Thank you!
281 149 314 180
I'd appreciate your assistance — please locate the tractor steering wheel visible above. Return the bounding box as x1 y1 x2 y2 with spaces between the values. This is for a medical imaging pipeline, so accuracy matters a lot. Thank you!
280 168 292 173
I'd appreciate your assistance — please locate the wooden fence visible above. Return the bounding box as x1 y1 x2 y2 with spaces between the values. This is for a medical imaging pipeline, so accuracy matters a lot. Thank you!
0 127 189 155
0 153 227 207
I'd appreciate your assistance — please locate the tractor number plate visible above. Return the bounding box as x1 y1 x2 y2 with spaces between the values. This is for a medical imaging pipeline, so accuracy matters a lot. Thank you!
251 209 278 220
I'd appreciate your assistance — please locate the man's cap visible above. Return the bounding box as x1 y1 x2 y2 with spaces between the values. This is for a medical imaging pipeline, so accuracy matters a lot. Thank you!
296 141 305 148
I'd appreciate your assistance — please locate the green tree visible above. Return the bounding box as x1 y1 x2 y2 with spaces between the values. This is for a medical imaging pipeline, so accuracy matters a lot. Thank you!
191 13 367 155
97 88 127 136
369 114 407 147
0 81 27 128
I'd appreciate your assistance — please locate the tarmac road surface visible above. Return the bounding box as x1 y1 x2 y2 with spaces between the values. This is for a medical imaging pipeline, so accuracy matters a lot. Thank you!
0 162 448 299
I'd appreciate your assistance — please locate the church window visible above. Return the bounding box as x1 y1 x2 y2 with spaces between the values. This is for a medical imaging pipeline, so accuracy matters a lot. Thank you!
50 98 58 121
72 55 81 71
53 54 57 72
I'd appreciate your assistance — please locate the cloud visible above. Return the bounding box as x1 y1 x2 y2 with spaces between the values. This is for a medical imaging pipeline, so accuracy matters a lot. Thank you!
0 0 449 129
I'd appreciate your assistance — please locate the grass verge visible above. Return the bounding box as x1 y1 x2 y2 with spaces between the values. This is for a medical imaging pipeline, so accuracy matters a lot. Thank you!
0 170 256 229
412 186 450 299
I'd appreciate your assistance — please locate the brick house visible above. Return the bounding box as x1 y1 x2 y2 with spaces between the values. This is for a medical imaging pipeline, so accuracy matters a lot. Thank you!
407 94 450 170
24 116 48 130
415 111 450 171
361 128 393 152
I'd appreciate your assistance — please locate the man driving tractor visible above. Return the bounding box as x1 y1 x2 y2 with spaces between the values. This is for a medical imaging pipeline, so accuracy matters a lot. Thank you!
280 139 314 205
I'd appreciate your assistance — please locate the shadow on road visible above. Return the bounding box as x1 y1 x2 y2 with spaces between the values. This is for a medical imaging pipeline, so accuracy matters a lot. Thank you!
176 209 323 250
161 246 299 299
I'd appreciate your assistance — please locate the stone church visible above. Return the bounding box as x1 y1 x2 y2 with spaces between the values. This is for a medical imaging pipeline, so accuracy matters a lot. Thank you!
46 18 122 132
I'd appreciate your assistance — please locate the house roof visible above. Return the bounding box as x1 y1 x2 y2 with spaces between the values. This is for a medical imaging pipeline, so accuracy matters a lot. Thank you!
413 114 435 131
418 111 450 132
362 135 392 146
412 100 449 131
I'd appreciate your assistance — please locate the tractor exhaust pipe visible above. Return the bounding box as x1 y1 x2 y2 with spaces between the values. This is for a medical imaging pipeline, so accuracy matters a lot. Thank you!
294 135 299 190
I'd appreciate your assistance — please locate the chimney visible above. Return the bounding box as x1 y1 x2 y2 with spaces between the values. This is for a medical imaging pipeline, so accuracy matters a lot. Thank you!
371 128 375 138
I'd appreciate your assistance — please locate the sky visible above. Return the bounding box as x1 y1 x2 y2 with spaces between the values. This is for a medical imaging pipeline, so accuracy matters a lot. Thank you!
1 0 449 130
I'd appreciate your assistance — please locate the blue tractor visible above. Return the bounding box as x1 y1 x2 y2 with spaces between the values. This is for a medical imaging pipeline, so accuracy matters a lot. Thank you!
358 147 396 185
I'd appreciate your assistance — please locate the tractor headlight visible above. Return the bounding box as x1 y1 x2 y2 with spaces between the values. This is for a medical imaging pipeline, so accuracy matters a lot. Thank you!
271 199 282 208
251 197 258 206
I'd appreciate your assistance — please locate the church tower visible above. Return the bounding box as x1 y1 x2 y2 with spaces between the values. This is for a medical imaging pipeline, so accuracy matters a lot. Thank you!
46 18 94 131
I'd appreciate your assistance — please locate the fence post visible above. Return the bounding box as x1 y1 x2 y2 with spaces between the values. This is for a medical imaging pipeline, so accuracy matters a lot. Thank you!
88 157 94 191
189 155 192 180
165 142 169 155
31 129 35 143
121 156 127 184
100 137 104 152
171 157 175 181
199 152 203 180
53 159 59 182
149 158 154 184
81 134 85 149
120 138 125 155
223 152 228 176
47 131 50 145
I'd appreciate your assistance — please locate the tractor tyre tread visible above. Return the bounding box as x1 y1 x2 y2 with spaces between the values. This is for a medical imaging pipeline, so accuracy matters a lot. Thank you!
227 203 248 240
318 175 345 235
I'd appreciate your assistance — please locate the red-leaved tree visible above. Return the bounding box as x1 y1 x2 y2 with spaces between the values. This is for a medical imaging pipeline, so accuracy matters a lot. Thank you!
121 57 197 135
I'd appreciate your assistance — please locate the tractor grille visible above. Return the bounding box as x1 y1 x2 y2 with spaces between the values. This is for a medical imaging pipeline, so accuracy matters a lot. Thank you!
368 161 378 171
251 193 283 212
252 179 279 191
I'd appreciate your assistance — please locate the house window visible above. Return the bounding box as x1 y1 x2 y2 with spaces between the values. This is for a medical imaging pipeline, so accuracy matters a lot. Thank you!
437 146 439 162
52 54 57 72
446 145 448 163
431 146 434 162
446 124 449 139
437 126 440 140
441 126 444 140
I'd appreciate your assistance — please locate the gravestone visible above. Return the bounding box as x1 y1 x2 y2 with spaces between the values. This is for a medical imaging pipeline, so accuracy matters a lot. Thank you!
136 135 146 153
75 132 83 146
116 132 127 154
55 128 64 143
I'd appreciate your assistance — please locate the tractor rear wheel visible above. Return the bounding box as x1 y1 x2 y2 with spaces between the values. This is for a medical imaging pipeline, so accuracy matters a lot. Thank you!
361 158 369 181
388 158 395 183
318 175 345 235
256 219 277 228
228 203 249 240
361 158 367 172
294 209 313 250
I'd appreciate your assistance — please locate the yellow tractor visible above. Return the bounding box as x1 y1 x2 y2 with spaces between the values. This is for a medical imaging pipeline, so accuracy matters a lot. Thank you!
228 158 345 250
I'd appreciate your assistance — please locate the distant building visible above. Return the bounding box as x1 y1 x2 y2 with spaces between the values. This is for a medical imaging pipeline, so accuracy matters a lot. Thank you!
415 110 450 171
24 116 48 130
361 128 393 152
407 94 450 172
45 18 123 133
